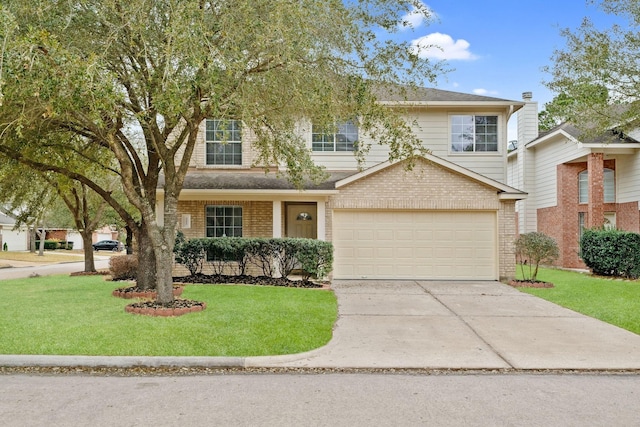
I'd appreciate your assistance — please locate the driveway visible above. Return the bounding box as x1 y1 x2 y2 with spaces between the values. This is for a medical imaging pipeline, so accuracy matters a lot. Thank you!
252 280 640 370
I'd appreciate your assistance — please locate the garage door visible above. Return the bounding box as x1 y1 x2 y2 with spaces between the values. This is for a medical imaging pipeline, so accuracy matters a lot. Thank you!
333 210 497 280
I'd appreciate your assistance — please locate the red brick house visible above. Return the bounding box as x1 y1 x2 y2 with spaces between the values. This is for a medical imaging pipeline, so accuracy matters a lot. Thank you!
508 93 640 268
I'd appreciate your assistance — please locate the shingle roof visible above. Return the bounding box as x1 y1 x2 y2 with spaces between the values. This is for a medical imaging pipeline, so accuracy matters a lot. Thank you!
532 121 640 145
160 171 358 191
374 85 521 103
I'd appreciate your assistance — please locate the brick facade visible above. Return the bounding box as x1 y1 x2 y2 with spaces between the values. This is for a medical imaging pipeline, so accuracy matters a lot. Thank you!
173 159 521 281
326 158 517 281
536 157 639 269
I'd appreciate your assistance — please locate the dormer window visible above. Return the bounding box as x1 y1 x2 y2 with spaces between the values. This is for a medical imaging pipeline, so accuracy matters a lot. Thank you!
206 119 242 165
451 115 498 152
312 121 358 152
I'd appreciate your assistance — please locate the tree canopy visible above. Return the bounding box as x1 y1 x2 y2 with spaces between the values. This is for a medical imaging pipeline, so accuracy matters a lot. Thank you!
0 0 444 302
545 0 640 137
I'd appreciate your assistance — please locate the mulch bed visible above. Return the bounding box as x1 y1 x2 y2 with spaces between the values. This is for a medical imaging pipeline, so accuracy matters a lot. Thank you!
508 279 554 288
112 285 184 299
173 273 323 288
124 299 206 317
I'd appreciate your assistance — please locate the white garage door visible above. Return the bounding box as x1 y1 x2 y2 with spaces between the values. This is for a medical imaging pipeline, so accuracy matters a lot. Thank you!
333 210 497 280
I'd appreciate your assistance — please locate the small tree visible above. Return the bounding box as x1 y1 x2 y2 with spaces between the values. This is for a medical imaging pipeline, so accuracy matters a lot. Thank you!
515 232 559 281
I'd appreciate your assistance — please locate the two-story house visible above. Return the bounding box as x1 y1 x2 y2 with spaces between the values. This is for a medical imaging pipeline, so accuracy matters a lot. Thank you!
508 92 640 268
159 87 527 281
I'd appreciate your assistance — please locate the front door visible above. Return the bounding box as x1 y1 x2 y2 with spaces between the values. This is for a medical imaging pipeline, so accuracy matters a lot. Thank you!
286 204 317 239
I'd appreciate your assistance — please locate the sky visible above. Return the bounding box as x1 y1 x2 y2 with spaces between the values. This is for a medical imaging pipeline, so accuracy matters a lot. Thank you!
390 0 625 141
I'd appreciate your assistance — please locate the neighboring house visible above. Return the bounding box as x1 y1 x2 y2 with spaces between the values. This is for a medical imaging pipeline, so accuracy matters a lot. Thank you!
158 87 527 281
0 212 28 251
508 92 640 268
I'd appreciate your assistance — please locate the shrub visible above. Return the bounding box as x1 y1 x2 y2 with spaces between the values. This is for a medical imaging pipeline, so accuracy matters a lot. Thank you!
580 228 640 279
296 239 334 279
35 240 61 250
109 255 138 281
174 233 205 276
173 236 334 280
2 242 7 251
515 232 559 281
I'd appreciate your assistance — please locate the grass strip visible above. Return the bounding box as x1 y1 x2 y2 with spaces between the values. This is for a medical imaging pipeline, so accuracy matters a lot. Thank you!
516 267 640 335
0 275 337 356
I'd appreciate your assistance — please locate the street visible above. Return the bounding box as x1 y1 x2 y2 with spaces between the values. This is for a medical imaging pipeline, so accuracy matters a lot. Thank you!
1 372 639 426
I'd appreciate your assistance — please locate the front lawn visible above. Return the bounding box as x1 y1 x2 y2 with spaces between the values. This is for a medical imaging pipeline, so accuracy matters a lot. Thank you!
0 275 337 356
0 251 84 263
515 267 640 335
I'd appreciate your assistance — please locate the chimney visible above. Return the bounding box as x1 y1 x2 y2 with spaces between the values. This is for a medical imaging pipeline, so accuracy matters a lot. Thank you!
517 91 538 146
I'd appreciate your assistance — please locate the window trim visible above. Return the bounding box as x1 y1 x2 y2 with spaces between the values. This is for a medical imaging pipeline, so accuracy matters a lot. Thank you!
311 120 358 153
449 114 501 154
205 119 243 166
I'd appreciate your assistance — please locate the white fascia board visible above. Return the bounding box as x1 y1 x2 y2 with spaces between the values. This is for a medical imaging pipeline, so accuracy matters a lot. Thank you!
577 142 640 150
499 192 528 200
526 129 580 149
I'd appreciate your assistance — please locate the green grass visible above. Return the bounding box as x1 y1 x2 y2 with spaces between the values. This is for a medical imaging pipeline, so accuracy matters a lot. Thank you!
0 275 337 356
515 266 640 334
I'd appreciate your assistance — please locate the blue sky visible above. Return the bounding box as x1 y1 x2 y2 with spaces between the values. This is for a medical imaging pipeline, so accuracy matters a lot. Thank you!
392 1 623 140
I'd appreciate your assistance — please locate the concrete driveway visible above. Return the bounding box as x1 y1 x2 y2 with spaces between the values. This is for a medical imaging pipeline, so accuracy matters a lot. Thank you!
253 280 640 370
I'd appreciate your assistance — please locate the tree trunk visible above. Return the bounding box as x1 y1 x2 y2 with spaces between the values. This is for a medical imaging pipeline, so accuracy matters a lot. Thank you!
81 231 96 272
37 226 45 256
136 225 157 291
152 214 177 304
125 226 133 255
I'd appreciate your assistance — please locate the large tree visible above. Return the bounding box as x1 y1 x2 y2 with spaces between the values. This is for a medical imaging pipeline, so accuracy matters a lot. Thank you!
545 0 640 137
0 0 442 303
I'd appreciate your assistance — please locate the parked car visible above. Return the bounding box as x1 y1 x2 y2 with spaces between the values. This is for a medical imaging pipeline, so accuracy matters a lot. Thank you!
92 240 123 252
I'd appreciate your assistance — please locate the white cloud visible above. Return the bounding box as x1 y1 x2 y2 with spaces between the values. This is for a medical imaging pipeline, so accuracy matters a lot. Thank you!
410 32 476 60
473 88 499 96
399 2 436 31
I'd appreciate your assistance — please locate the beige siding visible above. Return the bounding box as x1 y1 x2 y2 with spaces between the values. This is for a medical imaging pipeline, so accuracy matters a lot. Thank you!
532 138 590 209
616 154 640 203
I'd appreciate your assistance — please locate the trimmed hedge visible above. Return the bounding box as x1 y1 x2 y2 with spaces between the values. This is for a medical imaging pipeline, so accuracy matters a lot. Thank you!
580 228 640 279
174 236 334 280
109 254 138 281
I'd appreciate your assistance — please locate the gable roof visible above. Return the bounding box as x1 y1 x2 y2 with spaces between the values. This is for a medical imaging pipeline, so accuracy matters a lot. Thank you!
526 121 640 150
336 153 527 200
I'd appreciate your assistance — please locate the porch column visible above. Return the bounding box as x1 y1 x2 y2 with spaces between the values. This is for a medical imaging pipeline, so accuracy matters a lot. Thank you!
272 201 282 238
587 152 605 228
317 201 326 241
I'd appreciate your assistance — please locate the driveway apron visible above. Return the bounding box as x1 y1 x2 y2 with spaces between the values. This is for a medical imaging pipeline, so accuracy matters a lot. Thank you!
256 280 640 370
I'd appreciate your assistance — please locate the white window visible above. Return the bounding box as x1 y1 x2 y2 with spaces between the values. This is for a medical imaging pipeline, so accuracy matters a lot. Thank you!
451 115 498 152
604 169 615 203
579 170 589 204
206 206 243 237
578 168 615 204
206 119 242 165
312 121 358 152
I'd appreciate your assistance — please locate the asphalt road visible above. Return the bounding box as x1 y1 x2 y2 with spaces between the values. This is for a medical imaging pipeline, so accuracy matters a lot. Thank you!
1 373 639 426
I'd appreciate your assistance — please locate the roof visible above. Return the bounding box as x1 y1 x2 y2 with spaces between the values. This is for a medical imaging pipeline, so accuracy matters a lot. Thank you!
375 86 521 104
159 170 358 191
527 121 640 148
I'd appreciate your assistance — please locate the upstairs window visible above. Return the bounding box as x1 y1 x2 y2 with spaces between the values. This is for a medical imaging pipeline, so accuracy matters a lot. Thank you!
312 121 358 152
578 168 615 204
206 119 242 165
451 115 498 152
